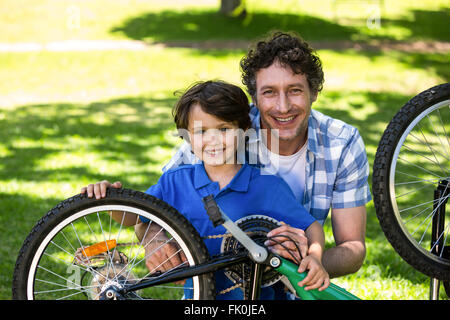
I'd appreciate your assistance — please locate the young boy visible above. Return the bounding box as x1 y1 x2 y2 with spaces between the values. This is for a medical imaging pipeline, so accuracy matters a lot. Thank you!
81 80 329 299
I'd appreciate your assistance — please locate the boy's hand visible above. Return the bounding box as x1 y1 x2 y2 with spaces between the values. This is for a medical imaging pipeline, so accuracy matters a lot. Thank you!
81 180 122 199
297 255 330 291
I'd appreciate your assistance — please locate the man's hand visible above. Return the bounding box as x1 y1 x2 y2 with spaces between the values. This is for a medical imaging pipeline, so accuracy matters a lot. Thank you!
264 224 308 263
81 180 122 199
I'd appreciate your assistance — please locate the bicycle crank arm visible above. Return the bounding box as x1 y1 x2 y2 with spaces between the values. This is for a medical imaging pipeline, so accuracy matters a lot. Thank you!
202 195 268 263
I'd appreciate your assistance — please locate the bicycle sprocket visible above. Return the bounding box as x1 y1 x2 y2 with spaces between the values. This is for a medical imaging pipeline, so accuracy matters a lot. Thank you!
220 215 282 289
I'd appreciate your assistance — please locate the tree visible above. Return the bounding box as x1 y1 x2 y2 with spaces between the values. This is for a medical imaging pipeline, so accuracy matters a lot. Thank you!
219 0 246 18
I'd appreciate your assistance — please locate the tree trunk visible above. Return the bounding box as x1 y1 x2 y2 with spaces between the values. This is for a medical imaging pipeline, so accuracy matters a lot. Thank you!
220 0 244 16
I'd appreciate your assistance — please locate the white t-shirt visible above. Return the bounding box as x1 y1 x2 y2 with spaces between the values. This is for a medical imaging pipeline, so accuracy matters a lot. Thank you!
258 141 307 203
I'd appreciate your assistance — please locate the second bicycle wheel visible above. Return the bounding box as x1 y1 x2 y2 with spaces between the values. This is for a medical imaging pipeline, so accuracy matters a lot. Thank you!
12 188 215 300
373 83 450 280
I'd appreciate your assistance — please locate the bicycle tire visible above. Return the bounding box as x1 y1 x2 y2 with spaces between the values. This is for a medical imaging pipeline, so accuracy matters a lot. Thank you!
373 82 450 281
12 188 215 300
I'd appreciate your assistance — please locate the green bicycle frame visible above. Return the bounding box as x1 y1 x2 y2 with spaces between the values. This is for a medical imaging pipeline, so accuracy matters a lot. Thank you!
275 257 360 300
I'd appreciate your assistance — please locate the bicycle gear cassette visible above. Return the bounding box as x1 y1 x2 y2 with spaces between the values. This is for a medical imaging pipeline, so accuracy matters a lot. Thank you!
220 215 282 288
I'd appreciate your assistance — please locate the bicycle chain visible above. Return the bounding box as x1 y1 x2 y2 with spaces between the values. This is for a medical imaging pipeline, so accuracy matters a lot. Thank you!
203 230 266 240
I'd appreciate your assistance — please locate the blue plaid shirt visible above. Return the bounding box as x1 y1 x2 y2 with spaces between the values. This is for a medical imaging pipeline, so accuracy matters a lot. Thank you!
163 105 372 224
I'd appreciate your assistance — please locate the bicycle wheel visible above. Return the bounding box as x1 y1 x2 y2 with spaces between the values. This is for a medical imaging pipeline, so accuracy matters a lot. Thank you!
12 188 215 300
373 82 450 280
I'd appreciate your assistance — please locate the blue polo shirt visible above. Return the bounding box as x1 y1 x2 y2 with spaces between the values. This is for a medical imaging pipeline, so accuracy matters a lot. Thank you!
142 162 315 299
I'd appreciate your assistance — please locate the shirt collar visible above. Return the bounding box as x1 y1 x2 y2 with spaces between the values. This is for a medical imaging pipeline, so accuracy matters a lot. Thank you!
306 109 325 157
306 110 320 156
194 162 251 192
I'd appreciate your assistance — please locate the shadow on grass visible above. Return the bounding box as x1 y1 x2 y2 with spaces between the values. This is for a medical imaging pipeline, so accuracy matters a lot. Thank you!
316 89 413 154
0 95 179 191
0 192 63 245
110 8 450 46
333 48 450 84
110 10 357 44
0 192 64 299
379 9 450 42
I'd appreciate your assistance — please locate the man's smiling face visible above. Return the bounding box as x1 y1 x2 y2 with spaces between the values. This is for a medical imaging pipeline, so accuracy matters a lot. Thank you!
254 60 317 150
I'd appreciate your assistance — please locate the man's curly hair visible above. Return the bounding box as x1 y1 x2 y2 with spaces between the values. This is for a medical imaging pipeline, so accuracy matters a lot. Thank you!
240 31 324 98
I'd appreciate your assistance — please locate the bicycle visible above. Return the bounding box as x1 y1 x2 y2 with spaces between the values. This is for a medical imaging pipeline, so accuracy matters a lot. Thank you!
372 82 450 298
12 187 359 300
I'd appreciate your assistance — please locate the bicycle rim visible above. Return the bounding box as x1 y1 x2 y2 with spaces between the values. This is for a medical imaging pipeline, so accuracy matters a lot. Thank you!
25 204 202 300
389 98 450 270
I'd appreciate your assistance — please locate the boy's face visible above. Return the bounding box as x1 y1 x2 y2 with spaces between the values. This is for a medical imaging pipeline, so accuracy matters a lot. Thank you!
187 103 241 166
254 60 317 147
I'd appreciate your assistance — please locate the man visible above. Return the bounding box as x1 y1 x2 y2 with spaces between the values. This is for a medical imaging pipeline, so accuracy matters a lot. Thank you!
86 31 371 280
238 32 371 278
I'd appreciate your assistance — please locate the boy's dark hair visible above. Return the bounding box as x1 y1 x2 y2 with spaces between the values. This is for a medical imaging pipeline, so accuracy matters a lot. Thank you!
173 80 251 131
240 31 324 98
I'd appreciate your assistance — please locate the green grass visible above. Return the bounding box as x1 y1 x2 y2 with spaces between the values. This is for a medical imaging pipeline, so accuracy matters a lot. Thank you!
1 0 449 300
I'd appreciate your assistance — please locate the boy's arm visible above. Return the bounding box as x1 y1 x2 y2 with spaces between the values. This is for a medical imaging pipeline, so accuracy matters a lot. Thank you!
297 221 330 291
303 221 325 262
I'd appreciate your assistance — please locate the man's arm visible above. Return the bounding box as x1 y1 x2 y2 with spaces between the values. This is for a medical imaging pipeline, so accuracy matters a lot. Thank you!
322 205 366 278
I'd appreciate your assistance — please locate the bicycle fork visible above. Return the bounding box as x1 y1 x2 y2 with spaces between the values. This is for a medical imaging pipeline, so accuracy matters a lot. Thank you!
429 179 450 300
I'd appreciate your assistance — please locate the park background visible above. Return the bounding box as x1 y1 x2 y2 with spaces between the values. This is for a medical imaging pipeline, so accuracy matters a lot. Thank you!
0 0 448 299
